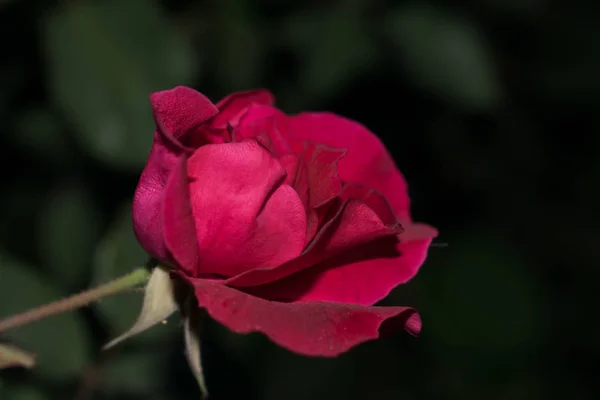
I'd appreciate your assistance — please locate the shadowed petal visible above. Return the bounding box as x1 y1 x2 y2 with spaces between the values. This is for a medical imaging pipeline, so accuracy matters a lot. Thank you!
249 233 436 305
288 113 411 219
291 140 347 208
225 199 398 287
162 156 200 276
212 90 275 130
233 105 291 156
183 277 421 357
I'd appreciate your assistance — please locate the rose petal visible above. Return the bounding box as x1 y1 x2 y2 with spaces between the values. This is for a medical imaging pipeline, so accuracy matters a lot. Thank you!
249 234 436 305
288 113 411 219
339 183 399 229
133 132 182 262
226 199 397 287
184 277 421 357
212 90 275 130
233 105 291 155
133 87 214 263
291 140 346 208
186 140 306 277
151 86 219 140
162 156 200 276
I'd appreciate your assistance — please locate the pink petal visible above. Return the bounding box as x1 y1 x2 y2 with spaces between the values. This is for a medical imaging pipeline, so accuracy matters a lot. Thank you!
150 86 219 140
225 199 397 287
338 183 399 229
212 90 275 130
184 277 421 357
233 105 291 155
249 234 436 306
291 140 346 208
186 140 306 278
133 86 215 263
132 132 182 263
162 156 200 277
245 185 437 305
288 113 411 219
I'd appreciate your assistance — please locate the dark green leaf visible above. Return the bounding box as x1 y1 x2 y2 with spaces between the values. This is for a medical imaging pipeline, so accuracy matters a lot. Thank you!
98 350 168 396
43 0 197 170
387 4 501 110
0 385 47 400
0 253 91 380
213 0 263 91
37 183 102 288
284 5 376 106
12 107 69 164
417 229 547 360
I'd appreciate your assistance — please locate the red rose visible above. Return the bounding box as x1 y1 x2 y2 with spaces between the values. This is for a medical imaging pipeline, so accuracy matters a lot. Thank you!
132 86 437 356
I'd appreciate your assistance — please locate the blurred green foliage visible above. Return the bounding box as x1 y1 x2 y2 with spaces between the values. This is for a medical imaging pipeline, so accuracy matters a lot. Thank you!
0 0 598 399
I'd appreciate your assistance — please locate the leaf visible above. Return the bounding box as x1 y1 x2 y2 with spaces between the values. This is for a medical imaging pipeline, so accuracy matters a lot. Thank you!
37 183 102 288
417 228 546 361
387 4 501 111
0 253 91 380
283 5 376 106
213 0 263 92
42 0 197 171
0 343 35 369
98 350 168 396
103 266 178 349
12 107 70 165
0 385 47 400
183 299 208 398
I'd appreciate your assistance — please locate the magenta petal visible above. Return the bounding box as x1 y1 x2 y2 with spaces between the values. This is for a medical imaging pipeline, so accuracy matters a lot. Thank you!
185 277 421 357
291 140 347 208
288 113 411 219
250 235 435 305
132 133 181 262
226 199 396 287
339 183 399 229
151 86 218 141
162 156 199 276
233 105 291 156
186 140 306 277
212 90 275 129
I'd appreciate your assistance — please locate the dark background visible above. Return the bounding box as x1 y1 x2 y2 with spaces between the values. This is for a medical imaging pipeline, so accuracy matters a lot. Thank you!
0 0 597 399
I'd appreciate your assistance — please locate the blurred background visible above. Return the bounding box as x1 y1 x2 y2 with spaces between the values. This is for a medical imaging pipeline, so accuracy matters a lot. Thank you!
0 0 598 399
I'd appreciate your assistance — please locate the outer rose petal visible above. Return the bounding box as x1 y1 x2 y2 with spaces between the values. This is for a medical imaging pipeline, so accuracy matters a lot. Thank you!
249 234 435 305
133 87 217 262
225 199 398 287
236 182 437 304
233 105 291 155
212 90 275 130
133 133 182 262
186 140 306 277
184 277 421 357
150 86 219 140
288 113 411 219
162 156 199 277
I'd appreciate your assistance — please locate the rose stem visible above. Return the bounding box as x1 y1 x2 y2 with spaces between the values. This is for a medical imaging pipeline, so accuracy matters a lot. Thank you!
0 267 150 333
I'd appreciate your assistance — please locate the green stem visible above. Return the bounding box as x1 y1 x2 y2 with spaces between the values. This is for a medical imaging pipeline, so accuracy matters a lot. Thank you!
0 267 150 334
